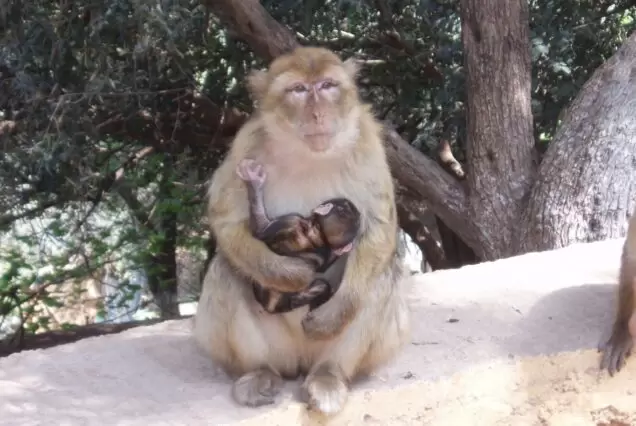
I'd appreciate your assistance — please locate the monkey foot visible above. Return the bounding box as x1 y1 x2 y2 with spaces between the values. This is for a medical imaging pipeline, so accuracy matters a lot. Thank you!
333 242 353 255
231 368 283 407
598 327 633 376
301 364 348 415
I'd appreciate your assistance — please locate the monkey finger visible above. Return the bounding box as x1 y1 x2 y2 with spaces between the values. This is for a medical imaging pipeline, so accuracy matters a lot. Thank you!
599 339 632 376
256 167 267 182
333 242 353 256
236 164 249 180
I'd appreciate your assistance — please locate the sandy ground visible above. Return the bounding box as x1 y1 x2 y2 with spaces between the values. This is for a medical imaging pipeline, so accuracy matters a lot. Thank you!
2 238 636 426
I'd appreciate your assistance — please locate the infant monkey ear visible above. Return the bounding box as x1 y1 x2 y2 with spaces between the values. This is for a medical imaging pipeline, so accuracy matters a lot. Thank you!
313 203 334 216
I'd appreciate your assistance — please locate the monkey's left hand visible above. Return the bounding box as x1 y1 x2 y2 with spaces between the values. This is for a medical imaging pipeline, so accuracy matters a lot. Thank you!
301 295 356 340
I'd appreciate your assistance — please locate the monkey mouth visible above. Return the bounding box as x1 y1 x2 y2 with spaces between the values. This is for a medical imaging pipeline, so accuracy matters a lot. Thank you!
304 132 335 152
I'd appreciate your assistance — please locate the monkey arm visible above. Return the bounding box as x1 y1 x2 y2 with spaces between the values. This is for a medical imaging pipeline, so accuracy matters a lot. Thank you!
207 154 315 293
245 179 273 236
302 183 398 339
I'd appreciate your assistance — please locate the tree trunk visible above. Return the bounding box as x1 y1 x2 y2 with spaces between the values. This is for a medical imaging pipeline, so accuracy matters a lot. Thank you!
519 31 636 252
459 0 536 258
147 155 180 319
148 210 179 319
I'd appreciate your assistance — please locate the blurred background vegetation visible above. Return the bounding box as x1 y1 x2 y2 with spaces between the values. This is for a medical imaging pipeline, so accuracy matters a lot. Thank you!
0 0 634 350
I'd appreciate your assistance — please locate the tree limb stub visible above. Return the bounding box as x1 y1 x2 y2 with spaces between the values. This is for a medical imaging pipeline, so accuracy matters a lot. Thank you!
203 0 485 256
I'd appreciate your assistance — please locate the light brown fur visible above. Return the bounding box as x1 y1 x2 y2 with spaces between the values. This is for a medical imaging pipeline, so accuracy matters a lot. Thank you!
192 46 411 415
599 203 636 375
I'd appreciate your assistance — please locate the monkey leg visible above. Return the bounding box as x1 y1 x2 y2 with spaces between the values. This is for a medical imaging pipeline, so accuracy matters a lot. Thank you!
301 273 411 415
599 262 636 375
193 255 303 406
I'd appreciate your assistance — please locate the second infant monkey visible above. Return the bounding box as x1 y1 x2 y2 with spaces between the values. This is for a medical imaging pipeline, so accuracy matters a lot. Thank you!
236 158 361 313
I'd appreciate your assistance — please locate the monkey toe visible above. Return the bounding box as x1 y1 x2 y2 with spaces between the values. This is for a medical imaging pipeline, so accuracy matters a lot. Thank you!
302 365 348 415
232 368 284 407
599 337 632 376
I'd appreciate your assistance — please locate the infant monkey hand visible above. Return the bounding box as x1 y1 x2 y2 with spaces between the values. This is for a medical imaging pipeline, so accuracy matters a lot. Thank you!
333 242 353 256
236 158 267 188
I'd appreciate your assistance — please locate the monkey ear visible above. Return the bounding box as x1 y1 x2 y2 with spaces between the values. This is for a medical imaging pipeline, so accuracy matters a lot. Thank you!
343 58 360 79
247 69 268 100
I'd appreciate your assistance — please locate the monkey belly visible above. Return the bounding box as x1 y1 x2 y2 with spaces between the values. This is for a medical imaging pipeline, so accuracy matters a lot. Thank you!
194 253 411 387
194 255 327 378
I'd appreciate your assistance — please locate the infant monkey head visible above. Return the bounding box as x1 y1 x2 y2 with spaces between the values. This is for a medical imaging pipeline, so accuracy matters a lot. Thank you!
311 198 361 252
264 199 360 257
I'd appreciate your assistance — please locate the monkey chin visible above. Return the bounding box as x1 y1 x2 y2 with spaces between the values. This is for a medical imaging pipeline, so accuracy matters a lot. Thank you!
304 134 335 153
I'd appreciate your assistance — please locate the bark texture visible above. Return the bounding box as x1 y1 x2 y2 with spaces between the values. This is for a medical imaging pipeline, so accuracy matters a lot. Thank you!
460 0 536 257
519 32 636 252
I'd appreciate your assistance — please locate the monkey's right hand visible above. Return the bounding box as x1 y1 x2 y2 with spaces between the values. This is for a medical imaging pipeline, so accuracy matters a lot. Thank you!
333 242 353 256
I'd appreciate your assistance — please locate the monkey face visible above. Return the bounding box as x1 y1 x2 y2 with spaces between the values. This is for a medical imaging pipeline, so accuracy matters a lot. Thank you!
265 217 320 255
246 47 360 154
314 198 361 249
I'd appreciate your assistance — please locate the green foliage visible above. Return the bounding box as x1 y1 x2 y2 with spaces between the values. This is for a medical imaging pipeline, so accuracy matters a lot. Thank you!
0 0 634 335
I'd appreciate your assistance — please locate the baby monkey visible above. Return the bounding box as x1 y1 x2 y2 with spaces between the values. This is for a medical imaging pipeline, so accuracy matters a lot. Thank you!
236 158 361 313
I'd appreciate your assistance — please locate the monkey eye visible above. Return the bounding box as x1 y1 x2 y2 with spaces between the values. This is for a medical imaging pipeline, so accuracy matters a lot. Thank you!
288 83 307 93
319 80 338 90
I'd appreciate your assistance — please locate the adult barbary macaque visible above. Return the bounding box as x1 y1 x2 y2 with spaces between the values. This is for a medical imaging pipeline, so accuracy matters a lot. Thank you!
193 46 410 415
237 157 360 314
599 204 636 375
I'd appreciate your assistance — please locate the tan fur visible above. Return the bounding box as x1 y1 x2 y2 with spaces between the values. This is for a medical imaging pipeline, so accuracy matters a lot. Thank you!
599 203 636 375
193 46 411 415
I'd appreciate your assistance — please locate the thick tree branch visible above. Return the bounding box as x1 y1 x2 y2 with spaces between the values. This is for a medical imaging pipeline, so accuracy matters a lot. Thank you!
395 189 447 270
382 126 483 253
203 0 299 60
0 199 67 229
202 0 485 256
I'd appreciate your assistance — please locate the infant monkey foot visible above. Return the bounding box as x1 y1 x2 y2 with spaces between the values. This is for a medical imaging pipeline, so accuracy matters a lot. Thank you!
301 364 348 415
232 368 283 407
236 158 267 187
